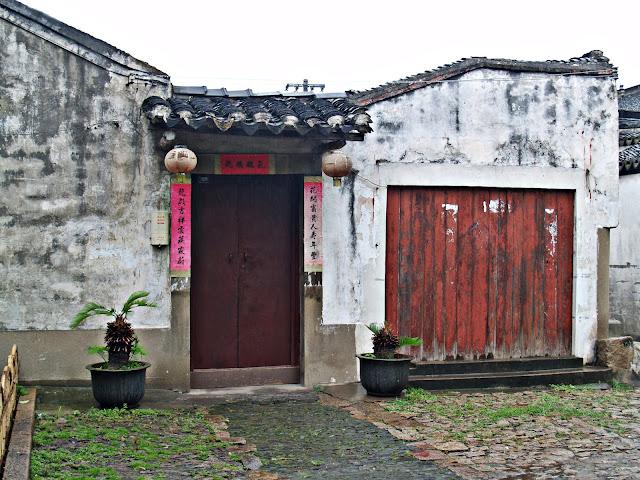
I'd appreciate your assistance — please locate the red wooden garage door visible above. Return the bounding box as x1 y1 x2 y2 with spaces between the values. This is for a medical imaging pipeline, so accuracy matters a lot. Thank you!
386 187 574 361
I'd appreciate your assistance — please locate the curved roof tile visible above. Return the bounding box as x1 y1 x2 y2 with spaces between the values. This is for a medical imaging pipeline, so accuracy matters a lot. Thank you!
142 90 371 139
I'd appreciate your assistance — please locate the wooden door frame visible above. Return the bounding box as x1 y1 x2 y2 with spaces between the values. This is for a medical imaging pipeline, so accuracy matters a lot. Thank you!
189 174 304 388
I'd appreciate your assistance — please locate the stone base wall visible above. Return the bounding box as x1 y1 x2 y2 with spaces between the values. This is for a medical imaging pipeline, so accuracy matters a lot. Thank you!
1 290 190 390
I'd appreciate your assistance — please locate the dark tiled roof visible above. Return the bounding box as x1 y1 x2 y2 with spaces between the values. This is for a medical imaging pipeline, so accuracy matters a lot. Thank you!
619 85 640 175
619 85 640 112
620 118 640 130
620 144 640 175
142 89 371 139
350 51 616 106
620 130 640 146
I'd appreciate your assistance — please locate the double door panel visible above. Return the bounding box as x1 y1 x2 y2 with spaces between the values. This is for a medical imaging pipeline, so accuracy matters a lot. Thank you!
191 175 300 370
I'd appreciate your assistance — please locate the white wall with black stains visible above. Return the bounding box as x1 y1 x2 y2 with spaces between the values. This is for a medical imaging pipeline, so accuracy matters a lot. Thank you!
324 68 619 363
0 17 172 330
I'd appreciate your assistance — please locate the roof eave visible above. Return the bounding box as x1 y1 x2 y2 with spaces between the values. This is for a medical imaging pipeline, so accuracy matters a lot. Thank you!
146 120 367 142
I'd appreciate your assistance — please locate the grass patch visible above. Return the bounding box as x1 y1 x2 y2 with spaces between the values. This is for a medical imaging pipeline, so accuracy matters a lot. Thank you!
31 407 244 479
480 393 609 422
612 379 634 392
385 386 631 441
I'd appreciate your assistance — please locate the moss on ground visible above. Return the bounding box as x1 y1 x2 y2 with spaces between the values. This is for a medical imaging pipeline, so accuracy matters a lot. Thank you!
31 408 244 479
384 384 633 441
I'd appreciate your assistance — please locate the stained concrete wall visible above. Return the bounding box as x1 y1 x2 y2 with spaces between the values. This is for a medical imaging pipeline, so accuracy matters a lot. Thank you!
328 69 619 363
302 284 359 385
610 174 640 337
0 285 190 389
0 16 182 385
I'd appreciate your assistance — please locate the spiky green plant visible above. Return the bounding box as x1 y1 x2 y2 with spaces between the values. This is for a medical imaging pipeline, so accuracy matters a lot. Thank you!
71 291 157 368
367 323 422 359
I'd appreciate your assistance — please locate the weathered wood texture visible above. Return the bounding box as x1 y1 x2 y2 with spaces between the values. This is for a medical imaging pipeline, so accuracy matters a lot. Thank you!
386 188 574 360
0 345 18 468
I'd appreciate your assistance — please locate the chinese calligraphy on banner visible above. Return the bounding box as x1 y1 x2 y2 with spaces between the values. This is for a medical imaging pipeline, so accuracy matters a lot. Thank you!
304 177 323 272
170 180 192 277
219 154 270 174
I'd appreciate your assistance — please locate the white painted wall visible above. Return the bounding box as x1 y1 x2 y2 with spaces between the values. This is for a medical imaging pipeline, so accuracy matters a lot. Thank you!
610 174 640 335
324 68 619 362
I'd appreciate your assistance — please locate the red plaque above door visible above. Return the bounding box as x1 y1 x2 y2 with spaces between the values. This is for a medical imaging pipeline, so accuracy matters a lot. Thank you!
220 154 271 174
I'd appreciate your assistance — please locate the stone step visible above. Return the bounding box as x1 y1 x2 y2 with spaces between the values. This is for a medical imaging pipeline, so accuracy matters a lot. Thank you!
410 356 583 376
409 366 612 390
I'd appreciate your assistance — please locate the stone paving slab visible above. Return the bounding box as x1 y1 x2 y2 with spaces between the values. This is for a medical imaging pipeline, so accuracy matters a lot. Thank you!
212 399 458 480
321 383 640 479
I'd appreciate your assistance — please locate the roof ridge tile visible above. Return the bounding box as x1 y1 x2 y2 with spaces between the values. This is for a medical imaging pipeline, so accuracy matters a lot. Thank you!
351 51 616 106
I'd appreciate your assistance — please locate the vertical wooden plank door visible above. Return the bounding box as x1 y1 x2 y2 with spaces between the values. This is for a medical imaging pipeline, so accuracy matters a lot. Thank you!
191 175 300 384
386 187 574 361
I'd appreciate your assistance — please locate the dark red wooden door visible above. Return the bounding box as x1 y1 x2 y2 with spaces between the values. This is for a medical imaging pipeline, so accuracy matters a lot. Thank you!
191 175 300 370
386 187 574 361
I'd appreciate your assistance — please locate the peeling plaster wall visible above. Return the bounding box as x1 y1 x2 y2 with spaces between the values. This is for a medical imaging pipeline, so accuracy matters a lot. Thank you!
610 174 640 336
327 69 619 363
0 18 171 331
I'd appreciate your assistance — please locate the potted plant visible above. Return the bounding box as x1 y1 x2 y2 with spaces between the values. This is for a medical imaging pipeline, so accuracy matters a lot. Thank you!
70 291 156 408
356 324 422 396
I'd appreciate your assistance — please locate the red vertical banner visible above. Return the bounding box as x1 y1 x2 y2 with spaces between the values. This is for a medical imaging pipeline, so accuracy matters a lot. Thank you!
170 180 192 277
304 177 323 272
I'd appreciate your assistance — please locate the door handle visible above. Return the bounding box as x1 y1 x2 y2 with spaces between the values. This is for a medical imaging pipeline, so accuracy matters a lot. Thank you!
240 252 250 269
227 252 234 263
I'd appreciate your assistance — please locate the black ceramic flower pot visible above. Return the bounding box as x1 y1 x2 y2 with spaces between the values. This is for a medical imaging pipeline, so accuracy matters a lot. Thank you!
357 354 412 397
87 362 150 408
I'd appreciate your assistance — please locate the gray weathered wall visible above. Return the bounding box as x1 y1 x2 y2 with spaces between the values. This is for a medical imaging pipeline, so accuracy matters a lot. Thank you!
610 86 640 337
610 174 640 337
0 18 172 332
330 69 619 363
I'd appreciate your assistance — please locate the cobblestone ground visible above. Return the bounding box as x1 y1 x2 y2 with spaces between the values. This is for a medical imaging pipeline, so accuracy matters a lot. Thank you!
320 384 640 480
212 399 458 480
